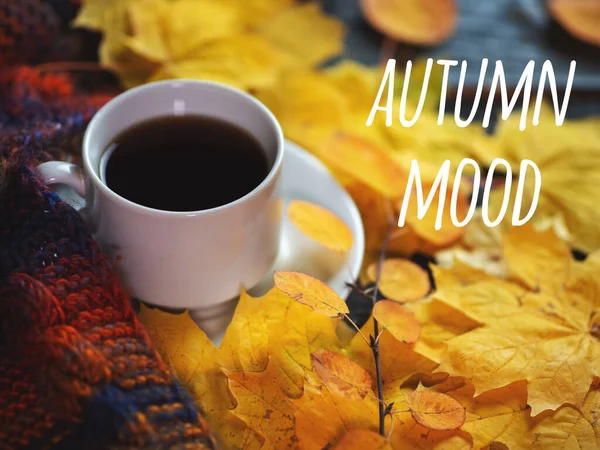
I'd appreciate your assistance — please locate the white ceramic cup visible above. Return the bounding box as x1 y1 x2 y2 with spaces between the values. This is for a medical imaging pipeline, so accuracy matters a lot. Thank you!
38 80 284 315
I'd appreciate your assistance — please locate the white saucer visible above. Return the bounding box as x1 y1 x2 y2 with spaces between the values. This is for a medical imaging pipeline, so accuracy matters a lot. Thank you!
250 140 364 297
189 140 365 339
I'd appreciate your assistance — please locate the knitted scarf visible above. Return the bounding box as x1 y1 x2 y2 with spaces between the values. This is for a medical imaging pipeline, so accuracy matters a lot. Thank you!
0 2 215 449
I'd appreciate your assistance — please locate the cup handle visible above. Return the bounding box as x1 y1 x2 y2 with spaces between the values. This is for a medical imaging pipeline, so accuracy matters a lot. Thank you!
38 161 87 207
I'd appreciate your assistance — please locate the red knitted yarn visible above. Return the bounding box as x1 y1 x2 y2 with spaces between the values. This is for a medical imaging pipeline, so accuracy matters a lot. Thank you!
0 0 60 65
0 143 217 450
0 3 217 448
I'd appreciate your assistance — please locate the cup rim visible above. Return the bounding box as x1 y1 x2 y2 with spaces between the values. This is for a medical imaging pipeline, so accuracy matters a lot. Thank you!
82 79 285 217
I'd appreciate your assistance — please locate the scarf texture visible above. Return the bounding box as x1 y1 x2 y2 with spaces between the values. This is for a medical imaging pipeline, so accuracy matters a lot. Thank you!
0 2 215 449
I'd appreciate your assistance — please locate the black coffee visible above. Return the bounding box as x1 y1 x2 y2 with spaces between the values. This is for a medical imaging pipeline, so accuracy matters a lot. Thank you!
104 115 269 211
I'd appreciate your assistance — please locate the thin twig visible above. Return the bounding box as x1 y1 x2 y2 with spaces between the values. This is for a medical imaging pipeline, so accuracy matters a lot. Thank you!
342 313 370 345
363 286 375 295
371 210 396 436
345 282 375 303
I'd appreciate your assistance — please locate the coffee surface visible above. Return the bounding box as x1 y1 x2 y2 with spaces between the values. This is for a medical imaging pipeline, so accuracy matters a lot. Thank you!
104 115 269 211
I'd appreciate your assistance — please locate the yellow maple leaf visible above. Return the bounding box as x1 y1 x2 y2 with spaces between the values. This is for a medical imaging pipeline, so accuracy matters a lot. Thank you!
435 209 509 279
502 225 573 291
406 299 479 364
138 305 263 449
74 0 344 90
255 70 349 148
333 429 392 450
433 279 527 325
218 287 342 390
525 386 600 449
427 378 533 449
435 211 574 281
429 260 496 287
139 287 348 448
140 283 484 448
291 374 379 449
258 60 490 175
260 3 345 67
226 357 302 449
217 289 279 374
223 0 297 27
138 255 598 448
488 103 600 252
324 61 382 113
149 34 291 90
436 238 600 415
73 0 135 32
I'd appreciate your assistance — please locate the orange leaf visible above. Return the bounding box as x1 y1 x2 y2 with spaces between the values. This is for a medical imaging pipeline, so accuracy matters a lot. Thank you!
273 271 349 316
367 259 431 303
333 429 392 449
287 200 353 252
405 391 466 431
311 350 373 400
549 0 600 47
373 300 421 344
360 0 457 45
318 133 407 199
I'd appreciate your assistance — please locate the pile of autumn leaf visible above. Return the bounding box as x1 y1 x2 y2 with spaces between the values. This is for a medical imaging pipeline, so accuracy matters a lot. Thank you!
72 0 600 448
141 225 600 449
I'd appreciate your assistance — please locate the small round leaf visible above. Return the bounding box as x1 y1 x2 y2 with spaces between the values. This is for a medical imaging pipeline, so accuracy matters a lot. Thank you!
367 259 431 303
360 0 457 45
288 200 353 252
274 271 349 316
311 350 372 400
373 300 421 344
405 391 466 430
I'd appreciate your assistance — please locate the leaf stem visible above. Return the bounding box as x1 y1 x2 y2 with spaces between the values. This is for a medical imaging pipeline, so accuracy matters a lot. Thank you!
345 282 375 303
374 329 384 346
365 392 388 406
342 313 370 345
386 414 395 442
